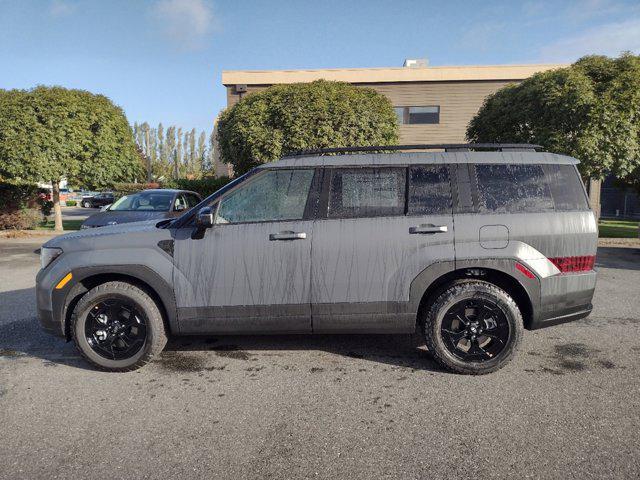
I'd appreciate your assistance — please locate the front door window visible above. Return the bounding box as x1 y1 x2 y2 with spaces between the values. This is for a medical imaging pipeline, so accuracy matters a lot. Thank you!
216 169 314 224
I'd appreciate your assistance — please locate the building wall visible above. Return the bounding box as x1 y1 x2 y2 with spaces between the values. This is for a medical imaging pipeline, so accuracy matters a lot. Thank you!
226 79 517 144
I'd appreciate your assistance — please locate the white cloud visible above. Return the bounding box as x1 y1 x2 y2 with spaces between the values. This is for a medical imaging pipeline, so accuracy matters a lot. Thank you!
539 17 640 61
49 0 76 17
151 0 215 50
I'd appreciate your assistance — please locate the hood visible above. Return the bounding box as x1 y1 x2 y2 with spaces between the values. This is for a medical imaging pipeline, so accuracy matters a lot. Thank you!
82 210 170 228
43 219 165 250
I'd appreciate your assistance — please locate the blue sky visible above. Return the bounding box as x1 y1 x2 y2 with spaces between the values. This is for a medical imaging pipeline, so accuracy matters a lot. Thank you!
1 0 639 134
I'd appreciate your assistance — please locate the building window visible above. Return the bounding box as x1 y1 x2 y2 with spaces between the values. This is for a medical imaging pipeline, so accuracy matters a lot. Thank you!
394 106 440 125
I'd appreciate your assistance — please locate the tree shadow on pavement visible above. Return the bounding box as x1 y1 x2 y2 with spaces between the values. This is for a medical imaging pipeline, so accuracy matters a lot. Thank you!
596 247 640 271
0 287 444 373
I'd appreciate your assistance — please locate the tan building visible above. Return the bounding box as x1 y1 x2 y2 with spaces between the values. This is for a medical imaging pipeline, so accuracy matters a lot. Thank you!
221 61 567 147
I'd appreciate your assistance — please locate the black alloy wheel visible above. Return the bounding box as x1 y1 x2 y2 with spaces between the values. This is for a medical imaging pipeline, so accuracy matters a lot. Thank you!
440 298 510 362
421 280 523 375
84 299 147 360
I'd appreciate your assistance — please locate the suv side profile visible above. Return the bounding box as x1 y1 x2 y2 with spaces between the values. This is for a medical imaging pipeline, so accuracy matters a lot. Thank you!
36 145 597 374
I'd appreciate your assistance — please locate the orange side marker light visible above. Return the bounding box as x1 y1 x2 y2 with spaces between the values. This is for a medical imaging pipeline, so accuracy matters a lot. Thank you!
55 272 73 290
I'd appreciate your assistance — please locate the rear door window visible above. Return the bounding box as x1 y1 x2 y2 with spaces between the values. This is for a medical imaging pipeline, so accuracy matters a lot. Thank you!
327 168 406 218
408 165 452 215
543 164 589 211
474 164 554 213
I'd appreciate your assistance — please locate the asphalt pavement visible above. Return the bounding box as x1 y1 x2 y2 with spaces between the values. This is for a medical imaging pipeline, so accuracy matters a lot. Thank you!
0 236 639 479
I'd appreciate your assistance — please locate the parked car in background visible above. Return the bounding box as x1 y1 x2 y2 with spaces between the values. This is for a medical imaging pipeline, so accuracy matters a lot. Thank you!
80 189 201 229
37 144 597 374
82 192 115 208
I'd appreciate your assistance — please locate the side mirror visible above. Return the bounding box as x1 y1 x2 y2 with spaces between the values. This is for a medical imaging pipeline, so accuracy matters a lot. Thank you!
196 206 214 228
174 204 186 212
101 204 111 212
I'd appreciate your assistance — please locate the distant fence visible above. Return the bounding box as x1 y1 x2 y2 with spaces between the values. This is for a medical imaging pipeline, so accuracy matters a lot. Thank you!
601 185 640 219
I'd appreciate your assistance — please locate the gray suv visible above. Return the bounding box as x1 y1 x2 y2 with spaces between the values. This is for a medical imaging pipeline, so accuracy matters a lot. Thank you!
36 145 597 374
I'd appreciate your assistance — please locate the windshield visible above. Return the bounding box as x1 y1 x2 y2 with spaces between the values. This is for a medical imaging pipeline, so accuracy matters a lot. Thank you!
109 191 174 212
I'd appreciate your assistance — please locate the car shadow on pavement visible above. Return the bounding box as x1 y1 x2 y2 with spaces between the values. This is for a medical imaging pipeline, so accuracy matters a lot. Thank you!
0 287 444 373
164 334 446 373
596 246 640 271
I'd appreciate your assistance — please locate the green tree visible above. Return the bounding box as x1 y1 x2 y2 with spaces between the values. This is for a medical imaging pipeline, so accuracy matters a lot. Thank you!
0 86 142 230
467 53 640 189
216 80 399 174
176 127 183 179
197 131 207 172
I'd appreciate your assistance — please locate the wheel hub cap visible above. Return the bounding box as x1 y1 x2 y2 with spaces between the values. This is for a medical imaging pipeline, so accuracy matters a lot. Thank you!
85 299 147 361
440 299 511 362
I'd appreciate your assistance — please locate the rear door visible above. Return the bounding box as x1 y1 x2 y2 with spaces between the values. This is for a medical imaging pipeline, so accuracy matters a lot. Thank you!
310 164 455 333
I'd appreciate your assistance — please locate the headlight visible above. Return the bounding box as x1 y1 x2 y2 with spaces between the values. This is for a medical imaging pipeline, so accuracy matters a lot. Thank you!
40 247 63 270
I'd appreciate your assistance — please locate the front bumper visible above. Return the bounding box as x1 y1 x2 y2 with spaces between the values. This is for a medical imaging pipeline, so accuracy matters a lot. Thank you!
35 261 69 338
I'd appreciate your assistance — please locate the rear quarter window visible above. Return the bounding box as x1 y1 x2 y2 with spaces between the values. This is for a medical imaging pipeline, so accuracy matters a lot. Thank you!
543 164 590 211
474 164 554 213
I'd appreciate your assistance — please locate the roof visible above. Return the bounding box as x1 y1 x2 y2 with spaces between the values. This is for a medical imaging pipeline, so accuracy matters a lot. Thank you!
258 151 579 169
222 63 568 86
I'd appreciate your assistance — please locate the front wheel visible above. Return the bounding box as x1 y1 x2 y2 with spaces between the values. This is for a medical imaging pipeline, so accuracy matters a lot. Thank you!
71 281 167 371
421 280 523 375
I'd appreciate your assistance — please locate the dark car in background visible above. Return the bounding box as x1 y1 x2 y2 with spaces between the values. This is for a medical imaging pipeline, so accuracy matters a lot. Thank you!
81 189 201 229
82 192 115 208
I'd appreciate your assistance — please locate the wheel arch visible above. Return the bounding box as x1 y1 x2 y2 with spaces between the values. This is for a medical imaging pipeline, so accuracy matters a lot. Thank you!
55 265 177 341
410 260 539 330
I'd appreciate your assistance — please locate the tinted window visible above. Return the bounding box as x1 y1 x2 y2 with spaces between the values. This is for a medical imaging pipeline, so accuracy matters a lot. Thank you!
408 165 452 215
544 164 589 211
475 164 554 213
328 168 405 218
185 193 200 208
216 169 314 224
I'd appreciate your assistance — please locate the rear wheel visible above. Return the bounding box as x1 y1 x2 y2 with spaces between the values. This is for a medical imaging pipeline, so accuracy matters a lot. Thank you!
71 281 167 371
421 280 523 374
82 200 91 208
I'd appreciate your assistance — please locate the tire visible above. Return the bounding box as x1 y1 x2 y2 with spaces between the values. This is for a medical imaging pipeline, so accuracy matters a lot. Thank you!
421 280 523 375
71 281 167 372
82 201 90 208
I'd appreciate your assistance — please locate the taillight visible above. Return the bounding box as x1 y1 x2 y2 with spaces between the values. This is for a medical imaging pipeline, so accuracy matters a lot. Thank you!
548 255 596 274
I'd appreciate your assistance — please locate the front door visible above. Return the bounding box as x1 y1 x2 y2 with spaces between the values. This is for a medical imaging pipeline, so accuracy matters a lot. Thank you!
173 168 317 334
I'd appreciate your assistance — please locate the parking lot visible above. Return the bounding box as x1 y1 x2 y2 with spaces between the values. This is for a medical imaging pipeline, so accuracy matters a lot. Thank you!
1 235 639 479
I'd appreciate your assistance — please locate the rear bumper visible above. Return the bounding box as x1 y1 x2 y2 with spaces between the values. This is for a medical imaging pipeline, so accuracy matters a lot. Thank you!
529 303 592 329
530 270 596 329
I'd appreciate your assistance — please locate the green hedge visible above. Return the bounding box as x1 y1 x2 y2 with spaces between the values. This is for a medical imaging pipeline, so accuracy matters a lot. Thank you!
110 177 233 202
0 181 38 210
65 200 77 206
0 181 42 230
164 176 233 198
111 182 160 197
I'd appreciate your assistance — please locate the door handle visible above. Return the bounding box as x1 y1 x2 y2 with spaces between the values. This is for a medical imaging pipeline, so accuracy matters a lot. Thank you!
269 231 307 241
409 224 448 234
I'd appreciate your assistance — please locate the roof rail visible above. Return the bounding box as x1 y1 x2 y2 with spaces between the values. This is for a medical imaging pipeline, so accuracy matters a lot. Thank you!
287 143 543 156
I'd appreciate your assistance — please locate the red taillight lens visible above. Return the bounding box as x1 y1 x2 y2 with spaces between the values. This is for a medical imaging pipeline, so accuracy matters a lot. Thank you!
548 255 596 274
